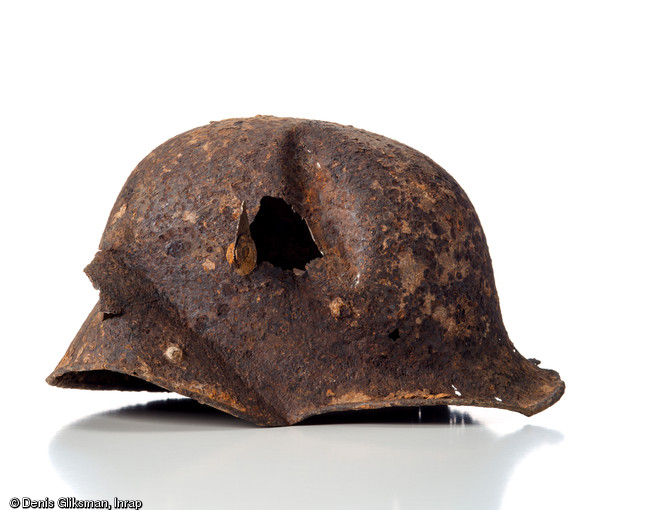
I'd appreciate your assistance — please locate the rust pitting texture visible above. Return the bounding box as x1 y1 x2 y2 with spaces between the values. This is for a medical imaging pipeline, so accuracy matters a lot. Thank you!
47 116 565 426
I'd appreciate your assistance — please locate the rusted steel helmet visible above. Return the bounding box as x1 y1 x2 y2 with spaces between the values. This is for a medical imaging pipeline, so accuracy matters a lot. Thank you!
47 116 564 426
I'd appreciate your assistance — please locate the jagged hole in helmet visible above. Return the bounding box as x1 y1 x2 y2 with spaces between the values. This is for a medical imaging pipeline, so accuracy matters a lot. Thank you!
250 196 322 271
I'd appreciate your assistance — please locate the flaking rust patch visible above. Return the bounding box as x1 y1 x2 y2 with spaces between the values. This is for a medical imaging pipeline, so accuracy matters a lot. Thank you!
399 248 426 296
164 345 183 362
111 204 127 224
183 210 198 224
432 305 449 324
225 243 235 265
331 391 373 405
386 389 451 400
329 297 346 318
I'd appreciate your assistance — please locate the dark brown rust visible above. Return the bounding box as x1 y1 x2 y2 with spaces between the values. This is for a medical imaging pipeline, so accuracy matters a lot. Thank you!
47 116 564 426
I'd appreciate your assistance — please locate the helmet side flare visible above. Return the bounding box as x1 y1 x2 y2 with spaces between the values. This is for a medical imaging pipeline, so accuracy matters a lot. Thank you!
47 116 564 426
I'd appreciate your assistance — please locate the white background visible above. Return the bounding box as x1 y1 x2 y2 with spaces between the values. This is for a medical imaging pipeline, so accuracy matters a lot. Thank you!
1 1 663 508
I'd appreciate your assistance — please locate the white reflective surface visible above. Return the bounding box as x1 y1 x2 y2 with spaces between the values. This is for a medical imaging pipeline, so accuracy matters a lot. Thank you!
3 386 658 509
3 383 661 509
48 401 561 509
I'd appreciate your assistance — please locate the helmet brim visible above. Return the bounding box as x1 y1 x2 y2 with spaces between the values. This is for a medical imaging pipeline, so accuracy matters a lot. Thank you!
47 302 565 425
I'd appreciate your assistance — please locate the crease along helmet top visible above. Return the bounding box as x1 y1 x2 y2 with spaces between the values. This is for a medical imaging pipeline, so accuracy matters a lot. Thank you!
47 116 565 426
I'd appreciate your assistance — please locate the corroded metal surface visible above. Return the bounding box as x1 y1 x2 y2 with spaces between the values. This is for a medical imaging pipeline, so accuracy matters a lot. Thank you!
47 116 564 426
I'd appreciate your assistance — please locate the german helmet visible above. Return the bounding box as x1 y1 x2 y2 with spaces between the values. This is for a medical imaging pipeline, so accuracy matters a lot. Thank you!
47 116 564 425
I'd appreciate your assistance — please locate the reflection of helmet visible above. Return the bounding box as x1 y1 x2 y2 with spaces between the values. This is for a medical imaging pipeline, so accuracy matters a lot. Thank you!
47 116 564 426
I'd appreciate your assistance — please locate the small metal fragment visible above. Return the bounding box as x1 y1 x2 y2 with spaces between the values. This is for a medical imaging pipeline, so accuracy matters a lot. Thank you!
231 201 257 276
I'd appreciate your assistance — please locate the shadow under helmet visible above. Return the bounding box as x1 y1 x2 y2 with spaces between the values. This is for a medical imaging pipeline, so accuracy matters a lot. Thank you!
47 116 564 426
